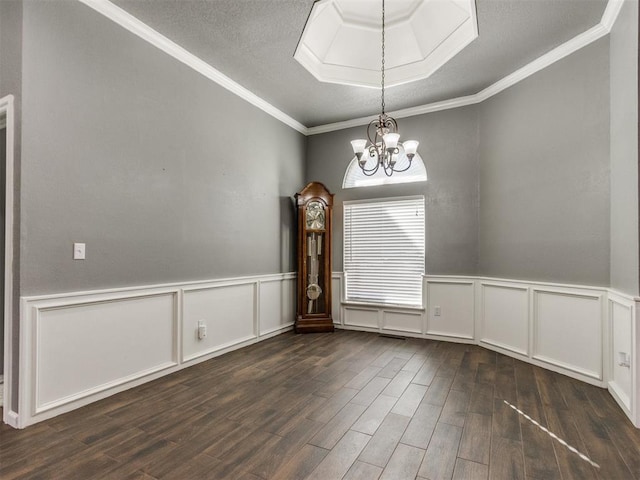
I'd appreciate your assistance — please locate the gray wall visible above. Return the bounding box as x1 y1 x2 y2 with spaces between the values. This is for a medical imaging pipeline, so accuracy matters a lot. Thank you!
478 38 611 286
610 0 639 297
306 106 480 275
20 1 306 295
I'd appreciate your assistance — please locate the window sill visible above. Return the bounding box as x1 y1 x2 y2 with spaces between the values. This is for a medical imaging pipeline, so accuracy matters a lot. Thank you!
341 300 424 312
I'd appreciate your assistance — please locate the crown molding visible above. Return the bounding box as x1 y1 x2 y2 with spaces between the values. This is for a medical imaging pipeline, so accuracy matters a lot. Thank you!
307 94 481 135
601 0 626 30
475 23 608 103
79 0 623 138
78 0 308 135
308 0 624 136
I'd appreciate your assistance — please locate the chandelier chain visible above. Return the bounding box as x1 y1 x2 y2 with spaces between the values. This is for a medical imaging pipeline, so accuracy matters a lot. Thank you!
381 0 385 115
349 0 418 177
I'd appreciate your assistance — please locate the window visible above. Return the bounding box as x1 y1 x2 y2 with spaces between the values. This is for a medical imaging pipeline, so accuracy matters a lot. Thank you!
343 196 425 307
342 153 427 189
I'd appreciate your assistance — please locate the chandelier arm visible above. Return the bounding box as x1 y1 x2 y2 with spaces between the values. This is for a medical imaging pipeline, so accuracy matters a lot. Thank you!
360 160 381 176
389 158 413 173
357 147 382 175
382 163 395 176
366 119 381 145
382 116 397 132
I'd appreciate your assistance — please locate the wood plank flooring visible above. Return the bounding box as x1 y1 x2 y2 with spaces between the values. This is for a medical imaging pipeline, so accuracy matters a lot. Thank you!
1 330 640 479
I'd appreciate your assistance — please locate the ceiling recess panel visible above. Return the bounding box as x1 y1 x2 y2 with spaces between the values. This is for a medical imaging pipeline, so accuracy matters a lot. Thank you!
294 0 479 88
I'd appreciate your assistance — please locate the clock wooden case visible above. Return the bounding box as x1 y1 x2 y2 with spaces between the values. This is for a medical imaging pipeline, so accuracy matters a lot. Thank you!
295 182 334 333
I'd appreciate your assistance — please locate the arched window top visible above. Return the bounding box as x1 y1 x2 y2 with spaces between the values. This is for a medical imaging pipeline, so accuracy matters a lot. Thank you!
342 152 427 189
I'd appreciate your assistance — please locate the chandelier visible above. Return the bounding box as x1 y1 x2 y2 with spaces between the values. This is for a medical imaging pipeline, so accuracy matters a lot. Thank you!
350 0 419 177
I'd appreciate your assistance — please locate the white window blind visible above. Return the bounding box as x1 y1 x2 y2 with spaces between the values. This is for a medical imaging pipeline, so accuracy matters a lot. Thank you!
343 196 425 307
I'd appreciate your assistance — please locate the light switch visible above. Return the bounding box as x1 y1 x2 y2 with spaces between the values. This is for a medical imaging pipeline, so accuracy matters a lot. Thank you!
73 243 86 260
434 306 441 316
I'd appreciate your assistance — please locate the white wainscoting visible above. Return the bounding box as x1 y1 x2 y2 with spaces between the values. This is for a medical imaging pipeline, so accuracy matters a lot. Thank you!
183 282 257 362
382 310 423 334
335 272 640 426
532 287 605 381
32 292 178 415
260 276 296 336
341 304 425 338
426 279 474 339
343 305 380 330
608 292 639 426
332 273 342 326
333 272 425 337
18 272 296 428
479 282 529 356
16 272 640 429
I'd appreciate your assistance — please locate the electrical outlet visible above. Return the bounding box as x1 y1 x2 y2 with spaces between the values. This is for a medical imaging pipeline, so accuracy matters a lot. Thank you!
197 320 207 340
618 352 631 368
434 306 441 316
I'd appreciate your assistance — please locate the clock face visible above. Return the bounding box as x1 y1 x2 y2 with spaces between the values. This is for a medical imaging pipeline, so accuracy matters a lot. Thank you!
306 201 325 230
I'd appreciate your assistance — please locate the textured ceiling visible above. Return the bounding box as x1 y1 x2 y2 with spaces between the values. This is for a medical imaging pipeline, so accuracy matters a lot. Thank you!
110 0 609 128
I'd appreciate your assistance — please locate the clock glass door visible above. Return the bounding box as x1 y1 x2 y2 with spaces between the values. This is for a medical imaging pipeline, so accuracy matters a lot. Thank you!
306 230 325 314
305 201 326 315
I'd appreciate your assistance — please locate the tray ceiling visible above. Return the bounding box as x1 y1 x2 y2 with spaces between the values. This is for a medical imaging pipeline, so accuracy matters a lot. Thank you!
107 0 609 128
294 0 478 88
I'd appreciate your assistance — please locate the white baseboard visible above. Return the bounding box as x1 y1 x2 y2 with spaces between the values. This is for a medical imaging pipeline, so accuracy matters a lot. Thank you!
4 410 19 428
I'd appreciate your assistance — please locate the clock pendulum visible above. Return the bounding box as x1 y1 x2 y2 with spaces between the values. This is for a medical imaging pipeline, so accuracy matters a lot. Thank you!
307 232 322 314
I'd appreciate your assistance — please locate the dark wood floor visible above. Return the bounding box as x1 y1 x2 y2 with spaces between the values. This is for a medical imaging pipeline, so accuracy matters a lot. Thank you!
1 330 640 479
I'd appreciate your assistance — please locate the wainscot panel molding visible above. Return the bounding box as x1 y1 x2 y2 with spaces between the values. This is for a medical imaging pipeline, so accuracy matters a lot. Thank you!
16 273 640 428
607 292 639 427
531 287 604 381
479 281 529 356
426 279 475 339
332 273 343 327
17 272 296 428
333 273 640 427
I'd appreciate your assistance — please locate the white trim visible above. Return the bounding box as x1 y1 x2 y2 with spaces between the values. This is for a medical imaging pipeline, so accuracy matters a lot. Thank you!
601 0 626 30
308 94 481 135
337 271 640 423
474 25 608 103
530 286 605 381
532 354 602 381
4 410 18 429
307 0 623 135
430 274 611 294
479 338 527 357
22 271 297 302
607 294 638 426
13 270 640 427
15 271 296 428
30 291 179 415
0 95 15 426
182 334 257 364
77 0 307 135
80 0 622 137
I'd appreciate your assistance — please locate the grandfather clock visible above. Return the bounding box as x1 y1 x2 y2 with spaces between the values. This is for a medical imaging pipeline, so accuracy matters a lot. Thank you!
295 182 334 333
